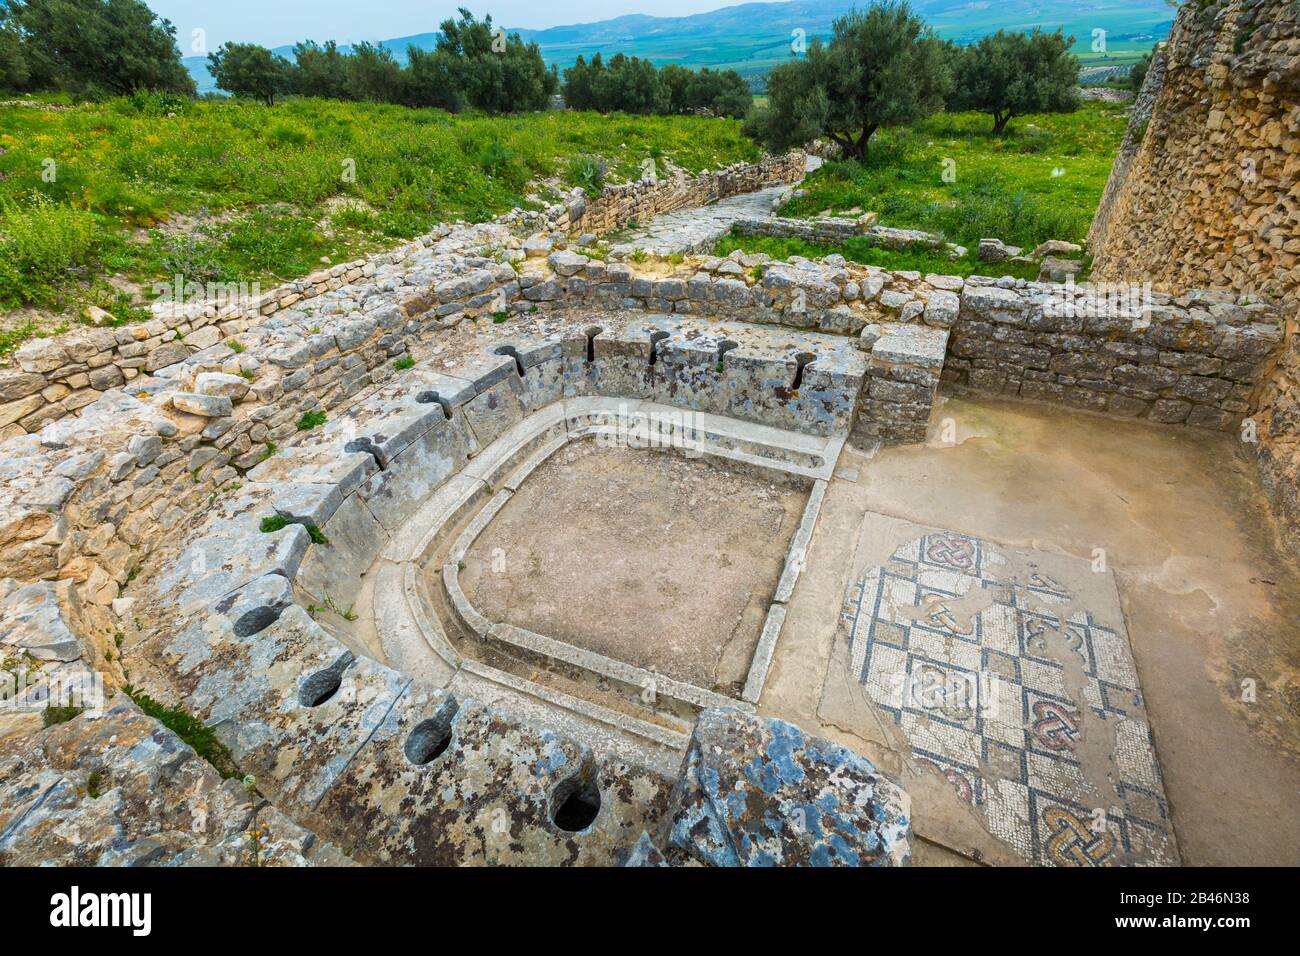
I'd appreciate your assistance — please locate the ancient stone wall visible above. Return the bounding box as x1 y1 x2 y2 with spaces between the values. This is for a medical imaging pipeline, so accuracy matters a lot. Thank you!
0 153 804 440
733 215 945 251
567 152 805 236
1090 0 1298 301
1088 0 1300 552
945 278 1282 430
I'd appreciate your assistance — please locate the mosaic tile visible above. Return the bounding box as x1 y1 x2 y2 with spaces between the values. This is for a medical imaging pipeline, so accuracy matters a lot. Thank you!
839 530 1179 866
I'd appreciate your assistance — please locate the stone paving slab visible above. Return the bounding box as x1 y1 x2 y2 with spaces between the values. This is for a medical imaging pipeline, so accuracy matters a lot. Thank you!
821 520 1179 866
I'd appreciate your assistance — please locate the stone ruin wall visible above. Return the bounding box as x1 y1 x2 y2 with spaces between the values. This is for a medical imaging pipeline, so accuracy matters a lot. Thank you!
565 152 805 237
1089 0 1300 549
1090 0 1298 300
0 153 806 442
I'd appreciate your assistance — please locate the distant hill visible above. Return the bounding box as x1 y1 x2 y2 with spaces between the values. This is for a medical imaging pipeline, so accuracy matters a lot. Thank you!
184 0 1173 94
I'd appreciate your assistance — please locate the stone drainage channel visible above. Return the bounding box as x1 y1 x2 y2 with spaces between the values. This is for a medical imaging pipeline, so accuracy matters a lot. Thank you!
354 396 839 774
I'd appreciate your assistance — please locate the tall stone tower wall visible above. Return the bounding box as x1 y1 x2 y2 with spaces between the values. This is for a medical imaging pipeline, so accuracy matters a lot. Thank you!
1091 0 1298 301
1092 0 1300 552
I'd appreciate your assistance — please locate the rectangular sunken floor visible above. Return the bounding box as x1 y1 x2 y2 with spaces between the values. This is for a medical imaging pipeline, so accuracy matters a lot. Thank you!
458 440 809 695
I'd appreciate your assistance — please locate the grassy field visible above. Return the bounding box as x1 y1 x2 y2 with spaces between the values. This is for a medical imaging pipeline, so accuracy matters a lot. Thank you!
736 99 1127 275
712 233 1042 279
0 95 1128 354
0 96 760 351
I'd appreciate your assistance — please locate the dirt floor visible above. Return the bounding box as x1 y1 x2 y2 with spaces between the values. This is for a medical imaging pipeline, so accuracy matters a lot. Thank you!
763 390 1300 866
460 441 808 693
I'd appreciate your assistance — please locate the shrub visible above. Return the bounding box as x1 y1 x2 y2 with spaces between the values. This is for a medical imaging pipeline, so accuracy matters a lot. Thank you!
567 155 607 197
0 198 97 306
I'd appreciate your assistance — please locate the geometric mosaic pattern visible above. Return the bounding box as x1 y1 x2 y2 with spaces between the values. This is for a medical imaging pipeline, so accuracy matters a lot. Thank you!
841 532 1179 866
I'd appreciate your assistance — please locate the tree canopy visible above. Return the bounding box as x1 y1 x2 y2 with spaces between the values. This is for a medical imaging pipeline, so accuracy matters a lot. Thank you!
2 0 194 95
208 42 292 105
434 8 556 113
743 1 951 159
563 53 750 117
948 28 1080 133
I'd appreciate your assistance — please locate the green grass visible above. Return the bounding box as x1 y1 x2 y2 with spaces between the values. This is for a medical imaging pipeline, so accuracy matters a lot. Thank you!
0 97 760 347
782 101 1127 271
43 704 84 727
712 232 1041 280
124 686 239 778
260 513 328 543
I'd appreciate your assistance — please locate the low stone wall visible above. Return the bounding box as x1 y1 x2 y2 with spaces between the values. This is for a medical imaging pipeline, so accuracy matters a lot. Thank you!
944 278 1282 429
566 152 805 236
1 152 805 440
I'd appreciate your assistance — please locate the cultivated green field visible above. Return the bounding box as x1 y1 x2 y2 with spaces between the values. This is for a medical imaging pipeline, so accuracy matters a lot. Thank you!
722 99 1128 275
0 96 759 350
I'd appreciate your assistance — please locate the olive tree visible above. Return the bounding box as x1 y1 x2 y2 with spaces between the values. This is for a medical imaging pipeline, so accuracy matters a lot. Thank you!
745 1 951 159
948 28 1080 134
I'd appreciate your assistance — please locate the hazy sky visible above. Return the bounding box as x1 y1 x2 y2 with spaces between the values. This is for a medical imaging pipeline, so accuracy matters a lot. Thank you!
147 0 769 50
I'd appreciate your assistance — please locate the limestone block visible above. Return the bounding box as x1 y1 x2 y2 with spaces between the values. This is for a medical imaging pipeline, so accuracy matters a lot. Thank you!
667 708 911 866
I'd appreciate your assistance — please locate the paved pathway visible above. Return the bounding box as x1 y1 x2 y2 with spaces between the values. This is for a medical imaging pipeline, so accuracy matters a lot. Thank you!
614 155 822 257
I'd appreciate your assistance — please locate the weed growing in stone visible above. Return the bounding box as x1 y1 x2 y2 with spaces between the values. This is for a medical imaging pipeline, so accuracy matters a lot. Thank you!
125 686 239 778
259 514 328 544
393 354 415 370
42 704 83 727
296 410 327 430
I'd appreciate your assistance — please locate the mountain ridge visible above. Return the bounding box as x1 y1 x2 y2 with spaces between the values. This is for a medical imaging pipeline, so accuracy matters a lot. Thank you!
184 0 1173 93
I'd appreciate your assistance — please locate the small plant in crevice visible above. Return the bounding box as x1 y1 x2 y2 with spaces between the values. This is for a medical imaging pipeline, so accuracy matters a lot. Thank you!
43 704 83 727
226 340 245 354
124 686 239 778
259 513 328 544
243 774 268 867
492 311 509 323
259 513 291 534
296 409 327 431
393 354 415 370
320 594 357 621
86 770 105 799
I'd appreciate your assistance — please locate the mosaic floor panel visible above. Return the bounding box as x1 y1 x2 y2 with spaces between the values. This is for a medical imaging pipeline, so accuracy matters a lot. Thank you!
839 531 1179 866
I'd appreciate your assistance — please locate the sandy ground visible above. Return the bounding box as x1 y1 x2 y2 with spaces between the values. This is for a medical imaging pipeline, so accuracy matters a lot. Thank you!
763 390 1300 866
460 441 807 693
